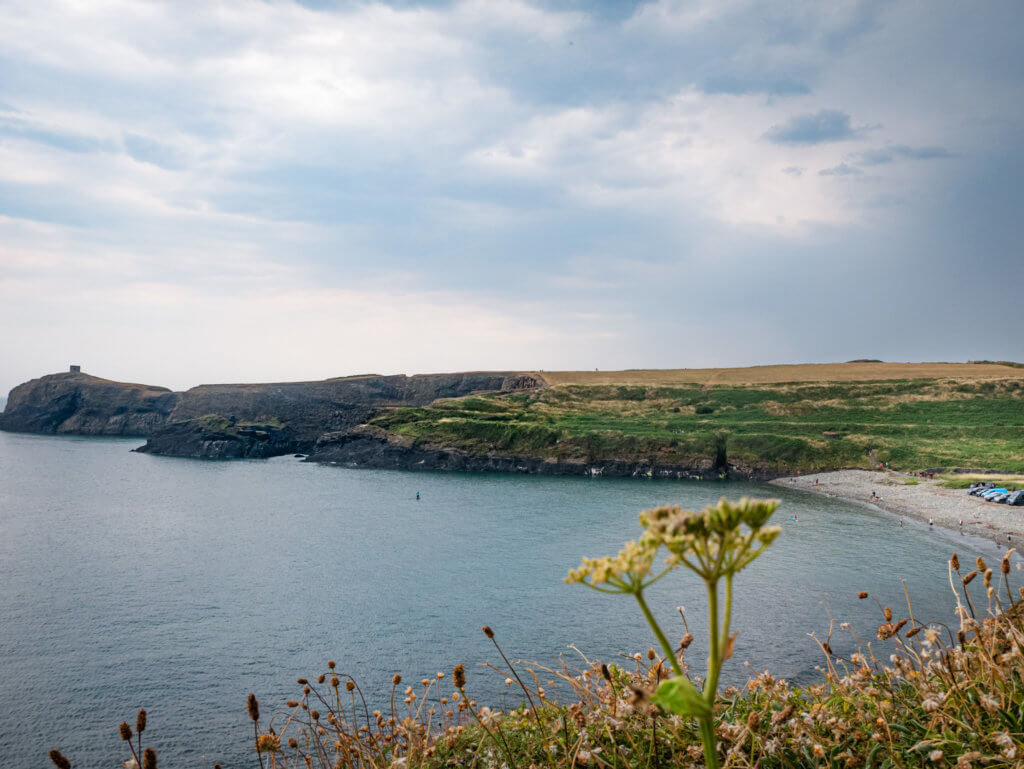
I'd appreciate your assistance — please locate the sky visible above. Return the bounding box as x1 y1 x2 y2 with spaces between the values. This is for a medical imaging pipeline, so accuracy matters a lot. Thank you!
1 0 1022 393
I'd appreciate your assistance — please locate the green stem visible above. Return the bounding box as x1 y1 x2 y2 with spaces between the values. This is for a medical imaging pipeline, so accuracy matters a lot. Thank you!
704 578 720 699
634 590 684 677
702 578 721 769
698 719 720 769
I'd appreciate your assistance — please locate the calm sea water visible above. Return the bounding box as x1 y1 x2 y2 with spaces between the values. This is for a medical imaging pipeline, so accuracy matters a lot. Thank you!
0 431 1013 768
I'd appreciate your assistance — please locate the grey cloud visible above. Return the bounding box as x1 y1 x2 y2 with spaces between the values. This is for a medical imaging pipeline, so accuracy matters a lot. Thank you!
782 166 804 177
819 163 862 176
763 109 861 144
855 145 952 166
699 73 810 96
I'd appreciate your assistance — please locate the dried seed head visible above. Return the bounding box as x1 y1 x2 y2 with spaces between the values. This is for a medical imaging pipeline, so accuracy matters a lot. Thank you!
746 711 760 731
950 553 960 571
957 630 966 645
317 675 326 684
289 738 298 749
49 750 72 769
883 606 892 622
136 709 146 734
1019 587 1024 601
481 625 495 639
977 556 987 572
286 701 299 708
453 664 466 689
680 632 694 649
984 568 993 587
247 693 260 722
646 648 656 661
142 747 157 769
327 660 336 669
392 674 402 686
311 710 320 721
346 680 355 692
297 678 309 685
331 677 340 687
858 591 868 600
601 664 612 681
905 625 921 638
963 570 978 585
119 722 132 742
894 618 908 633
822 642 833 655
1002 557 1011 575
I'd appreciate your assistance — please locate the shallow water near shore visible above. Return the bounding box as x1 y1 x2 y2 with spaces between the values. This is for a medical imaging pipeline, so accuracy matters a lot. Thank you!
0 431 1017 768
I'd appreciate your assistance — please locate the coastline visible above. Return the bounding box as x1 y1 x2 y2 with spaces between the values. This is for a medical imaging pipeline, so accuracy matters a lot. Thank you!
771 469 1024 541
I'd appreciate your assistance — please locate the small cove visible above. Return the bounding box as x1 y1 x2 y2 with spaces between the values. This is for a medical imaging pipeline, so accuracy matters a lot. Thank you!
0 431 1011 768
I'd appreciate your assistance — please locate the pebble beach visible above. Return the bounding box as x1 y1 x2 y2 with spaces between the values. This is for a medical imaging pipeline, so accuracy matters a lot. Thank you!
771 469 1024 540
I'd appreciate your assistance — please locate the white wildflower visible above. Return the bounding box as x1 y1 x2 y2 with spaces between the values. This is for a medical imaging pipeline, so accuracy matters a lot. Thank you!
929 749 943 762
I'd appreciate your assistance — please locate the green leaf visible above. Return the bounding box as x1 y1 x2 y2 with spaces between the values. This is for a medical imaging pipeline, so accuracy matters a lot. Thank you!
651 676 711 719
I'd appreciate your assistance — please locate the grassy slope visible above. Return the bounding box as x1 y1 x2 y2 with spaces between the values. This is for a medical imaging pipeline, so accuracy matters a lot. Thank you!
369 373 1024 475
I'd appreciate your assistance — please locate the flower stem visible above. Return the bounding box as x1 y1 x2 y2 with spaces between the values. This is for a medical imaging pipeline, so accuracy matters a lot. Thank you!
634 590 684 677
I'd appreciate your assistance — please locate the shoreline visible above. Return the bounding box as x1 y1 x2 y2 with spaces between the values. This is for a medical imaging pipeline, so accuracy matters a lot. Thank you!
771 469 1024 541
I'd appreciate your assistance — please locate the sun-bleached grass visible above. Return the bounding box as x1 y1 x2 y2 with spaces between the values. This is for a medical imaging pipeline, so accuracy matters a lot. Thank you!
539 362 1024 387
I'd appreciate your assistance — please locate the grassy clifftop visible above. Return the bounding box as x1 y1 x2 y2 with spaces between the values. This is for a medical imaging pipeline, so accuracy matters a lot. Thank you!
368 375 1024 475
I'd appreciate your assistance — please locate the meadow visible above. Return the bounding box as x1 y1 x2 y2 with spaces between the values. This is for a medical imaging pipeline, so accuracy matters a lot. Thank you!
369 373 1024 476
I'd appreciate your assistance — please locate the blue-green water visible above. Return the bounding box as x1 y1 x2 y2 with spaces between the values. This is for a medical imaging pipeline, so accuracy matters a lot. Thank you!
0 431 1012 768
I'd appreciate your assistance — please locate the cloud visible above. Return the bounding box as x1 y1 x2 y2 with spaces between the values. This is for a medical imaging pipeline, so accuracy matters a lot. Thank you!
0 0 1022 392
819 163 862 176
763 109 862 144
854 145 952 166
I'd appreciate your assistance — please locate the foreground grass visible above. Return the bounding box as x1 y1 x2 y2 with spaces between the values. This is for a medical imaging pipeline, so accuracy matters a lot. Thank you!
369 378 1024 475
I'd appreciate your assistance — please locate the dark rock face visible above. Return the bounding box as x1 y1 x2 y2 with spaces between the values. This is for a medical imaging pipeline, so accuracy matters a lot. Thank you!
0 372 178 436
137 372 531 458
136 419 296 459
306 427 764 480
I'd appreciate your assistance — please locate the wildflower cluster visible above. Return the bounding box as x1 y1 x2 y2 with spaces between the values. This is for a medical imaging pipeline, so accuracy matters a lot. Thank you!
567 496 781 769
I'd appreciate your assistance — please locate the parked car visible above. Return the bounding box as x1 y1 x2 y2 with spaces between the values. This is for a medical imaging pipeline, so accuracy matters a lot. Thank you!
989 492 1009 504
1007 490 1024 506
970 482 996 496
982 488 1009 500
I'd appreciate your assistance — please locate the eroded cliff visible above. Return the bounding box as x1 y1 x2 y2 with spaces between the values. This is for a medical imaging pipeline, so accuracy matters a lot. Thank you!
0 371 178 436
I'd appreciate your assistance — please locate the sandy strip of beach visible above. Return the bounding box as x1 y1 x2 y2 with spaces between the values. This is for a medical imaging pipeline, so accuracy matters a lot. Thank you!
770 469 1024 541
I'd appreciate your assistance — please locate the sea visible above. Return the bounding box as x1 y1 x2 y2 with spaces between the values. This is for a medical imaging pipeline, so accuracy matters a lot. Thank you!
0 430 1013 768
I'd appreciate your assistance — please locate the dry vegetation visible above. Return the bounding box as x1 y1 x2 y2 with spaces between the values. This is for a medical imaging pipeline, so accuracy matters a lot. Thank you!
539 362 1024 387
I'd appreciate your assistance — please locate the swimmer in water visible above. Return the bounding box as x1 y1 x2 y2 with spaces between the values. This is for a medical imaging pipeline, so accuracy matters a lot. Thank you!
899 517 904 527
416 491 420 500
792 514 798 522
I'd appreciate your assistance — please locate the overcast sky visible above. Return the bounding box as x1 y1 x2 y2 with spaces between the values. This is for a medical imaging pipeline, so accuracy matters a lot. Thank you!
1 0 1022 393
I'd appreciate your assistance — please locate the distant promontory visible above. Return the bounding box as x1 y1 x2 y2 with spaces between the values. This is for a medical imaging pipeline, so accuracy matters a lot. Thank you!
3 361 1024 479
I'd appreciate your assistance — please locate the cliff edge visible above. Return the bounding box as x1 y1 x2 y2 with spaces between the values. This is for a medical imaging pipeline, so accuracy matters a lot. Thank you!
0 370 178 436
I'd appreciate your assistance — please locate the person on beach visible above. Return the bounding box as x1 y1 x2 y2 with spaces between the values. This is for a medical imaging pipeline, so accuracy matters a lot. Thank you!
928 518 934 527
899 516 904 527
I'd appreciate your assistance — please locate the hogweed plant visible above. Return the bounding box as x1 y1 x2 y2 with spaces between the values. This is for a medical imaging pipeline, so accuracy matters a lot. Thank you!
567 497 781 769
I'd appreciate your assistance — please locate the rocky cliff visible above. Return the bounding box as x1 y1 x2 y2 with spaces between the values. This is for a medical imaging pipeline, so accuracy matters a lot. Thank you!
0 371 179 436
135 372 537 458
0 369 545 461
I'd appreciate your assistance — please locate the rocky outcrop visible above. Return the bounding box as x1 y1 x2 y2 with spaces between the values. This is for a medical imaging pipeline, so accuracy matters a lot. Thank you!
1 368 549 462
0 371 178 436
136 372 537 458
305 426 764 479
136 417 296 459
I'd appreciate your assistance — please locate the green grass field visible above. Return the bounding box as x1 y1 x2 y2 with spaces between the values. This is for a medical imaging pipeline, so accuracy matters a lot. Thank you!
369 376 1024 475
